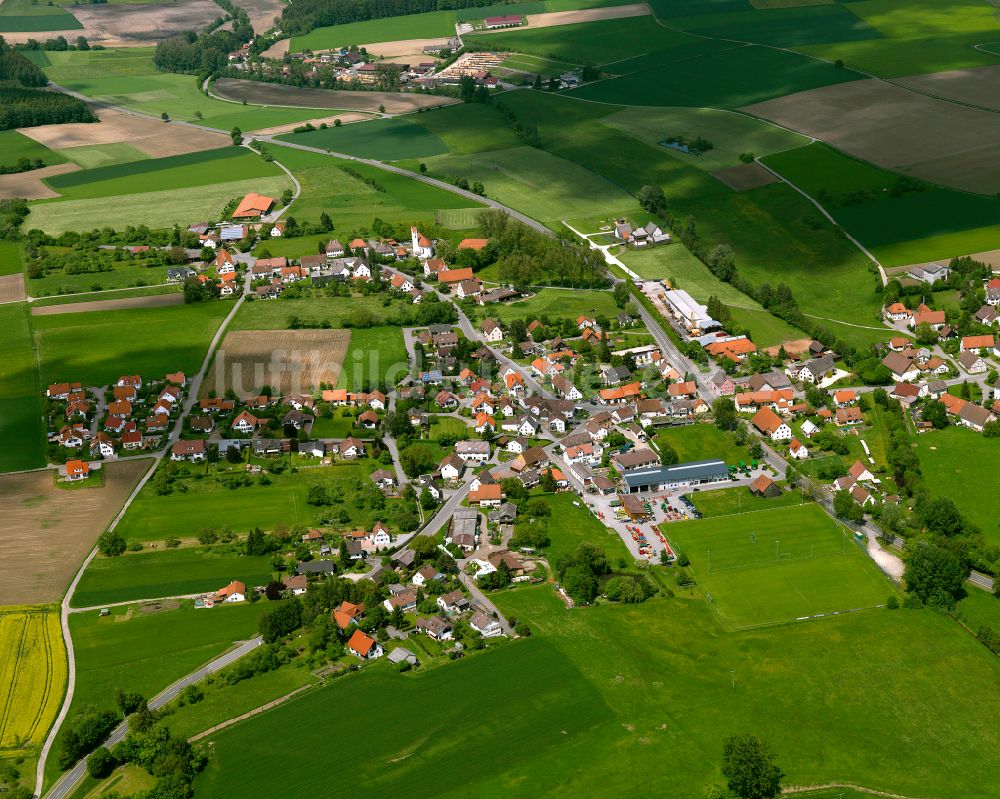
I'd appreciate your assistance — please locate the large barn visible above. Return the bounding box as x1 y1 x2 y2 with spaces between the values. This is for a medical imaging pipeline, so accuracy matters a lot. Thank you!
621 459 729 494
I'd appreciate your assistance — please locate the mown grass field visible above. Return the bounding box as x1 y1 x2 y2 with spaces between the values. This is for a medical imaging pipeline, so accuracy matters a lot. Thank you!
0 2 80 32
58 142 151 170
115 460 383 541
194 638 614 798
0 130 68 168
665 503 888 628
28 261 172 297
604 106 808 172
26 175 293 235
32 301 230 386
232 295 409 330
0 240 23 277
412 103 522 156
0 303 46 472
485 288 619 322
690 484 807 517
537 491 632 567
279 118 450 161
0 607 66 750
71 548 277 608
916 425 1000 546
271 146 473 229
35 49 325 131
337 326 409 390
31 284 182 307
653 423 748 465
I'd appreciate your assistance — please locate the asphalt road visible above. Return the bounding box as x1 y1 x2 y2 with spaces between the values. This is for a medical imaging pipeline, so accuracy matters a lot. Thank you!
44 637 262 799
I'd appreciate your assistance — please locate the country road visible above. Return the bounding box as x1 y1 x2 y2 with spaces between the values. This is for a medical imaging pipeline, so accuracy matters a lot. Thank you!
44 637 262 799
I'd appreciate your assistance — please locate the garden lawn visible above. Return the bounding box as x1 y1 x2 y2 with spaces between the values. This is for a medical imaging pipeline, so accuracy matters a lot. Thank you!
337 326 408 390
663 503 889 627
419 145 637 227
32 301 230 386
70 547 277 608
25 176 293 235
604 106 808 172
689 484 807 517
0 302 45 472
484 288 619 322
194 638 614 798
278 118 450 161
653 423 748 465
427 415 470 440
535 491 632 567
114 461 384 541
727 306 807 348
0 130 67 168
271 146 473 230
36 49 326 131
916 425 1000 546
954 587 1000 635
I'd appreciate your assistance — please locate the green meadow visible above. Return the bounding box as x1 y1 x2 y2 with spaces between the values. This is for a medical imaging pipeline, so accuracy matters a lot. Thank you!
30 284 182 307
42 147 282 200
58 142 151 170
114 461 385 542
32 301 230 386
484 287 619 322
653 423 748 466
337 326 409 390
193 583 1000 799
49 601 273 787
690 485 807 517
71 548 277 608
232 295 409 330
0 130 68 167
35 49 324 131
0 302 45 472
916 426 1000 546
279 118 451 161
536 491 632 567
762 143 1000 267
665 503 889 628
26 175 293 235
270 146 473 229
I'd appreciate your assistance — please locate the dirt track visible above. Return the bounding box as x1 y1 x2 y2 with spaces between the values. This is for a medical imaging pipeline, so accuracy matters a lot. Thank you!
0 163 79 200
742 79 1000 194
0 460 151 605
0 274 26 303
213 78 459 113
201 329 351 399
31 293 184 315
19 107 229 157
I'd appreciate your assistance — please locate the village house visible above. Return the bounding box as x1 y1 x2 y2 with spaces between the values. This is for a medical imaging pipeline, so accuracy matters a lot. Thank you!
751 407 792 441
171 439 206 462
216 580 247 603
347 629 383 660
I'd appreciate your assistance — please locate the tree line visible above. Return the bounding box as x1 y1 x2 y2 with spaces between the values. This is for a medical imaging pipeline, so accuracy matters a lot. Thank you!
280 0 515 37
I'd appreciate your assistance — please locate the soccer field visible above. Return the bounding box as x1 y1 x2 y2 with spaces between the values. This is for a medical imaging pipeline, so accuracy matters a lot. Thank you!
664 504 890 629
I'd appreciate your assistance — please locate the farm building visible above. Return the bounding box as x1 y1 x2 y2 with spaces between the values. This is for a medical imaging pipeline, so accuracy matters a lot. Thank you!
662 289 720 334
232 193 274 220
483 14 522 28
620 459 729 493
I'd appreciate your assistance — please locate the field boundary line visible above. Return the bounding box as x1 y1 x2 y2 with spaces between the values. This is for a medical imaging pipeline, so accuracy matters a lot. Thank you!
187 683 314 742
784 782 939 799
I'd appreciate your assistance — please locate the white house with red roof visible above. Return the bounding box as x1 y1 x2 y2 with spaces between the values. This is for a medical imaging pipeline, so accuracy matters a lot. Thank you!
411 227 434 260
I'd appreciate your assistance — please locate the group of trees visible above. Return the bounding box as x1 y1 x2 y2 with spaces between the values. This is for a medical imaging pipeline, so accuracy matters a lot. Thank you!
154 22 252 76
0 38 95 131
556 542 611 605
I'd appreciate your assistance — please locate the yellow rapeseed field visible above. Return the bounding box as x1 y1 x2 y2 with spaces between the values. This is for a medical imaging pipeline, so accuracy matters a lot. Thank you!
0 607 66 750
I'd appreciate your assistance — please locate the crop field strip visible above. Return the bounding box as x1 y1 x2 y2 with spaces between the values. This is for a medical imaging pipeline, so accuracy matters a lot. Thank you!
0 608 65 750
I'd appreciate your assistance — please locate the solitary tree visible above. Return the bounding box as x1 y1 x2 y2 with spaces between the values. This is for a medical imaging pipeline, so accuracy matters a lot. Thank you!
637 184 666 215
721 733 783 799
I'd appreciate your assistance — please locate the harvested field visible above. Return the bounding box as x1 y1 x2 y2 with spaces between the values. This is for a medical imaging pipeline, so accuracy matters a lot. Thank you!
742 79 1000 194
252 112 371 135
201 329 351 399
0 162 79 200
358 38 449 61
711 162 779 190
231 0 285 34
18 107 229 158
60 0 219 47
212 79 459 113
0 459 152 605
897 64 1000 112
262 37 289 58
0 273 26 303
469 3 649 32
30 292 183 315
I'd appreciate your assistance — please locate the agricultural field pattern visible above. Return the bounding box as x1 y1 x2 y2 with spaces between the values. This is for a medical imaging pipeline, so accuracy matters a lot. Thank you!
3 0 1000 798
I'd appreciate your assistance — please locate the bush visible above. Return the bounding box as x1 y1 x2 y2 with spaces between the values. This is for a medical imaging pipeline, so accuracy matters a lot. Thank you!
886 594 899 609
86 747 116 779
